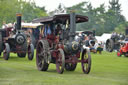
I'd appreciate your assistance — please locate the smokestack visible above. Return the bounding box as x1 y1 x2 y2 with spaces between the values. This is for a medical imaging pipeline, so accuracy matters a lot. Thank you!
70 12 76 42
16 13 22 30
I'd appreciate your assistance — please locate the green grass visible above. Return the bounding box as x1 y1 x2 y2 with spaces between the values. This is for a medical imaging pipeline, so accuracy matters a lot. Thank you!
0 51 128 85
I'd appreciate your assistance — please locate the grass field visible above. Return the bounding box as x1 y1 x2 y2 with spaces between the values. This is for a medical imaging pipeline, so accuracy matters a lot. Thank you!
0 51 128 85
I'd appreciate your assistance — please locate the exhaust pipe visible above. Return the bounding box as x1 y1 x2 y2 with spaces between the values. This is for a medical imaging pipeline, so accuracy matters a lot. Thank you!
16 13 22 30
69 12 76 42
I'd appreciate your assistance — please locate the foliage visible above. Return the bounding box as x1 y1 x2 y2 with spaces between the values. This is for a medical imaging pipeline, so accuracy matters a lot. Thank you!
105 0 126 33
0 0 19 26
0 0 48 27
66 2 87 15
19 1 47 22
0 0 127 35
115 22 128 33
65 0 126 35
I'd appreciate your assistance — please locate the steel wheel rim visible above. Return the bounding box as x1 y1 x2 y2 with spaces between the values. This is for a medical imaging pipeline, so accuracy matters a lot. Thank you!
36 42 45 69
81 50 91 74
56 49 65 74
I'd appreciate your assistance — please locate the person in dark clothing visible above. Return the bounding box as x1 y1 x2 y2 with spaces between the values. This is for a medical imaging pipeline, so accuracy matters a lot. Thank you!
55 24 62 35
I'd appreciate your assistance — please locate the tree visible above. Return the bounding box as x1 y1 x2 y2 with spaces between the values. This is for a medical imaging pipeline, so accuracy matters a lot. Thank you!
104 0 126 32
19 0 48 22
66 2 87 15
65 2 89 32
0 0 48 27
115 22 128 34
0 0 20 26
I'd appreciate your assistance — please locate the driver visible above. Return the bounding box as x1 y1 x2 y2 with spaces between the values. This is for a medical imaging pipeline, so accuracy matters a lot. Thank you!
55 24 62 35
44 24 52 37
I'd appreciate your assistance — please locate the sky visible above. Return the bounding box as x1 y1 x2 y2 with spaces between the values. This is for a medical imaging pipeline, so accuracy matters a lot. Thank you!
32 0 128 21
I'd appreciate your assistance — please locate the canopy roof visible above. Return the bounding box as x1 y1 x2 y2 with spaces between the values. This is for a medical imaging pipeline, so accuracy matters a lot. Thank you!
32 14 88 24
21 23 43 28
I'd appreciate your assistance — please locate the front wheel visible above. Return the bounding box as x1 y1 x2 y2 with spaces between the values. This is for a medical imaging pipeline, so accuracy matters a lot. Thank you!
28 44 34 60
56 49 65 74
65 63 77 71
81 49 91 74
3 43 10 60
106 39 114 52
124 53 128 57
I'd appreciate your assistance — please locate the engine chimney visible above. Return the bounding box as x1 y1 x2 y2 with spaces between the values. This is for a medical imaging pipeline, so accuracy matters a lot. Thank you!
69 12 76 42
16 13 22 30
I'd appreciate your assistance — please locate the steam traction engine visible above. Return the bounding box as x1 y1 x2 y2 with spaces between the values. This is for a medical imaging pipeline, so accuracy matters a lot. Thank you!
33 13 91 74
0 14 34 60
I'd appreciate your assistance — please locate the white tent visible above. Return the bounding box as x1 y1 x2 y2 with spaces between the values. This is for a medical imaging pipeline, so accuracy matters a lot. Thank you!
95 33 112 43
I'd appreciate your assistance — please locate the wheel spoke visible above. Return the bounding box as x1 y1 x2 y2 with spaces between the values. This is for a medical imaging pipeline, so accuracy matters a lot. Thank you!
56 49 65 74
38 61 42 66
36 40 49 71
81 50 91 74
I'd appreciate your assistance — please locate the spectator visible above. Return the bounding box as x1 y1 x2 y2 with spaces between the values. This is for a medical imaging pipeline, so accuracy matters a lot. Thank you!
2 21 7 29
44 24 52 36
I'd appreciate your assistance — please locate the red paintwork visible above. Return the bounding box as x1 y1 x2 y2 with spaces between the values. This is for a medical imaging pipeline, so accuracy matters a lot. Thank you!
3 27 32 54
38 31 85 66
5 27 13 37
117 51 121 56
120 43 128 52
51 50 58 58
118 42 128 56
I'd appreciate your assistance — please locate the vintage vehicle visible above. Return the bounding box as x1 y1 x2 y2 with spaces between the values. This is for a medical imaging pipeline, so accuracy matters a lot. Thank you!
117 41 128 57
21 22 43 47
117 28 128 57
33 12 91 74
82 30 96 52
106 33 125 52
76 30 96 52
0 14 34 60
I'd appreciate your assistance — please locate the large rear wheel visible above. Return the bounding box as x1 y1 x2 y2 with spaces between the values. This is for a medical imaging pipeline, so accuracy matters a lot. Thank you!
81 49 91 74
106 39 114 52
36 40 49 71
56 49 65 74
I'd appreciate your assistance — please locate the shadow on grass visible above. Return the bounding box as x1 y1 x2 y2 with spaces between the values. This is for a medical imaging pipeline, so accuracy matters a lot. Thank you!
43 68 85 75
0 56 30 62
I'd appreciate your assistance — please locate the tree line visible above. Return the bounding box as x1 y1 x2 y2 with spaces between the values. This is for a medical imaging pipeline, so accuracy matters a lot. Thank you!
0 0 47 26
0 0 128 35
66 0 128 35
50 0 128 35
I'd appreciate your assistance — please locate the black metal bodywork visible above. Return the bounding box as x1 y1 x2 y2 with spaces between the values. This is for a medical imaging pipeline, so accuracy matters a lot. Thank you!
33 13 88 54
5 14 27 53
0 14 34 60
21 23 43 47
106 33 125 52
